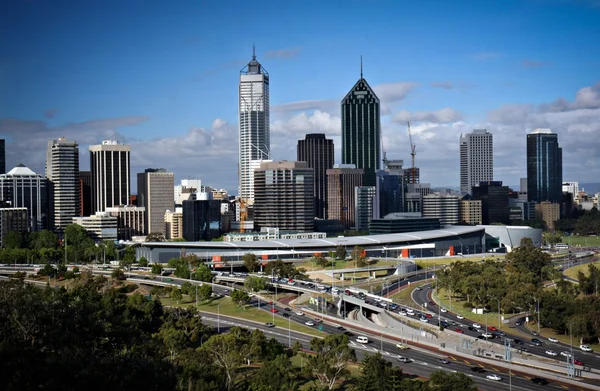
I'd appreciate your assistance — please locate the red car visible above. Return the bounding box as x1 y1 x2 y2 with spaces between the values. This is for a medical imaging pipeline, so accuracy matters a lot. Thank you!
270 308 278 313
455 328 464 333
488 326 498 331
268 301 273 305
574 359 584 366
425 313 433 318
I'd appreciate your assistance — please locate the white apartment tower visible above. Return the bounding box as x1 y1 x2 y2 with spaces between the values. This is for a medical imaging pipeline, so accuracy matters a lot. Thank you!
460 129 493 194
46 138 79 232
89 140 131 214
238 47 270 205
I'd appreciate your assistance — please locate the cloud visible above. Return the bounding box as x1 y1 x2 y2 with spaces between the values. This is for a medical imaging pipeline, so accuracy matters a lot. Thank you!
271 110 340 137
264 47 302 59
393 108 463 123
373 82 419 103
538 82 600 112
487 104 535 123
471 52 502 61
272 99 338 114
522 59 547 68
43 108 59 118
430 82 454 90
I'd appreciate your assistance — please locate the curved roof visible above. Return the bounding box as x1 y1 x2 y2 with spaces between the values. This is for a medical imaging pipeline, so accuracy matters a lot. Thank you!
6 164 37 176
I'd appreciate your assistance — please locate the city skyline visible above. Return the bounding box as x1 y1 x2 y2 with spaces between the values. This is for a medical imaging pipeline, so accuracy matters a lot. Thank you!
1 0 599 194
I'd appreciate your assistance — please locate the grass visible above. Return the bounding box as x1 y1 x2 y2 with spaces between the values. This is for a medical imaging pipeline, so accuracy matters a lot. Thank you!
563 235 600 247
297 258 398 272
414 254 505 269
161 296 326 337
563 260 600 280
389 282 428 307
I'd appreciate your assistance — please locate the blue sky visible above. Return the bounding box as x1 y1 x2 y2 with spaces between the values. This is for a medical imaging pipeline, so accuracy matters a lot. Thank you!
1 0 599 193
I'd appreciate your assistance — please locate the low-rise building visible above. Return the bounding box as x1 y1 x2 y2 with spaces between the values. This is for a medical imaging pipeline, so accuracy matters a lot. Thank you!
105 205 145 241
72 212 118 242
164 208 183 240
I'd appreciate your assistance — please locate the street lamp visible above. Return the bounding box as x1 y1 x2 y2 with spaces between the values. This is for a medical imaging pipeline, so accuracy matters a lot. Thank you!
218 302 222 333
288 316 291 347
496 298 502 329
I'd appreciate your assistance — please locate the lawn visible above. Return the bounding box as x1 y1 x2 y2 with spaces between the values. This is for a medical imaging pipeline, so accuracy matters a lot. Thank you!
161 296 326 337
389 282 428 307
297 258 398 272
563 261 600 280
414 254 505 269
564 235 600 247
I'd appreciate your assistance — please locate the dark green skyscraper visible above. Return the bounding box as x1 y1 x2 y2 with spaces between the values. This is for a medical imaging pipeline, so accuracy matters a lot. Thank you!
527 128 562 203
341 65 381 187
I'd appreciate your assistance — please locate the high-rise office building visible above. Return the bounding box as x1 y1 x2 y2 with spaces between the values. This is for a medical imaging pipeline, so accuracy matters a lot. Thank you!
297 133 334 219
0 164 50 231
460 129 493 194
137 168 174 235
79 170 92 216
327 164 364 229
374 170 405 219
355 186 376 231
105 205 145 240
182 193 222 241
422 194 460 226
0 139 5 174
46 138 79 232
89 140 131 213
341 66 381 187
527 129 562 203
472 181 510 225
239 47 270 204
254 161 314 232
459 198 483 225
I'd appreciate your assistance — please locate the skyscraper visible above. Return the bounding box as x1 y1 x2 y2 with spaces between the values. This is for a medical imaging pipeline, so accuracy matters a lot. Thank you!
327 164 364 229
527 129 563 203
46 138 79 232
239 47 270 205
0 139 5 175
460 129 493 194
137 168 174 235
341 63 381 186
79 171 92 216
297 133 334 219
89 140 131 213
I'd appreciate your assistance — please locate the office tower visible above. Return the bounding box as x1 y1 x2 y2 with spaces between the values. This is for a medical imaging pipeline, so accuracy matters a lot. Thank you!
404 167 420 185
527 128 562 203
460 129 493 194
137 168 174 235
472 181 510 225
0 208 28 248
89 140 131 213
327 164 363 229
254 161 314 232
297 134 334 219
174 178 202 203
165 208 183 240
355 186 376 231
374 170 405 219
0 139 5 174
182 193 221 241
341 65 381 186
79 171 92 216
105 205 145 240
239 47 270 204
459 198 483 225
405 183 431 213
72 213 118 242
422 194 460 226
46 138 79 232
0 164 50 231
536 201 560 230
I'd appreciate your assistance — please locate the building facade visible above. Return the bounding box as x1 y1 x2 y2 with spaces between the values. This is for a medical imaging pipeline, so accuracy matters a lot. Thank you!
254 161 315 232
79 170 92 216
182 196 222 241
460 129 493 194
72 213 118 242
0 139 5 175
355 186 376 231
89 140 131 213
297 133 334 219
422 194 460 226
137 168 174 235
0 164 50 231
0 208 28 248
164 208 183 240
472 181 510 225
341 73 381 187
527 129 562 203
459 199 482 225
536 201 561 230
374 170 405 219
46 138 79 232
105 205 145 240
239 48 270 204
327 165 364 229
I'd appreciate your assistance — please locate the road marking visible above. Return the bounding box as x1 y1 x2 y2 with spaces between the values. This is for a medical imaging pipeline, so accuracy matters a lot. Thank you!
420 362 429 366
449 356 457 361
523 375 532 380
492 367 499 371
385 351 390 355
372 348 378 352
350 341 357 346
559 385 569 390
463 359 470 364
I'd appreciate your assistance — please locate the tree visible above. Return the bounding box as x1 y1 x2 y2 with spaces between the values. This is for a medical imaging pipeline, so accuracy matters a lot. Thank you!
249 354 298 391
151 263 163 275
64 224 95 263
355 352 393 391
3 231 25 249
170 288 183 303
168 257 190 278
193 264 213 282
146 232 165 242
303 334 356 390
32 230 59 250
335 246 347 260
111 268 126 281
138 256 148 267
154 307 206 362
543 231 563 246
231 289 250 307
243 253 260 272
198 284 213 302
351 246 367 263
122 245 137 264
181 281 193 296
244 276 269 292
428 370 477 391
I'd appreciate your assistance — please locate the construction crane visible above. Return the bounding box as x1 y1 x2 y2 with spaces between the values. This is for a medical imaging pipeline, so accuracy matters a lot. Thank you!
407 121 417 184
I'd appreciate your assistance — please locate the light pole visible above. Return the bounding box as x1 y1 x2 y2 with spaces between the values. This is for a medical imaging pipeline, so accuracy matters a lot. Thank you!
218 302 222 333
288 316 291 347
497 298 501 329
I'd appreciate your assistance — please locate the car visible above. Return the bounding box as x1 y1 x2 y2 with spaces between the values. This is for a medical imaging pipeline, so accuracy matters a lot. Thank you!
305 321 315 326
545 350 558 356
295 311 304 316
472 323 482 329
438 358 450 364
470 366 486 373
314 318 322 323
281 313 290 318
270 308 278 313
396 356 412 363
513 338 524 345
515 321 523 326
415 287 422 291
457 314 464 319
531 338 542 346
468 326 475 332
337 326 346 331
486 374 502 381
548 337 558 343
481 333 493 339
265 322 275 328
560 351 571 357
574 359 584 366
356 336 369 344
419 317 429 323
441 308 447 313
284 307 291 311
425 313 433 318
395 343 409 350
455 328 464 333
399 311 408 316
343 331 354 337
531 377 549 385
580 344 593 352
268 301 273 305
487 326 498 331
531 331 539 336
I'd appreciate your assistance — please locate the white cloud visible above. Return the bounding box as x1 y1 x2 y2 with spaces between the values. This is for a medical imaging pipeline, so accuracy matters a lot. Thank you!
393 108 463 123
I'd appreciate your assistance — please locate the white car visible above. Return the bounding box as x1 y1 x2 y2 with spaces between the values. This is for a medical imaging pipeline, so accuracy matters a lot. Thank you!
580 345 593 352
548 337 559 343
399 310 408 316
472 323 482 329
305 321 315 326
441 308 447 313
457 314 464 319
356 336 369 344
545 350 558 356
419 317 429 323
560 351 571 357
481 333 493 339
295 311 304 316
486 374 502 381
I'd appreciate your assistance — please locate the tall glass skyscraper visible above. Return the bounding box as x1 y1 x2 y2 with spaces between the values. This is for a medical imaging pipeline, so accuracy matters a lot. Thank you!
297 134 334 219
239 47 270 204
341 69 381 187
526 129 562 203
460 129 493 194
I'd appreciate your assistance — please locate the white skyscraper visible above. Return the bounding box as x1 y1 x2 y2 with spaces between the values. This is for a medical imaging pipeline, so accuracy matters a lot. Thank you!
89 140 131 214
460 129 493 194
46 138 79 232
238 47 270 204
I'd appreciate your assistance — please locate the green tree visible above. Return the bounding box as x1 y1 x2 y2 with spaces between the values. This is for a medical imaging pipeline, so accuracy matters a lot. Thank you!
249 354 298 391
335 245 347 260
193 264 213 282
138 256 148 267
111 268 126 281
198 284 213 302
244 276 269 292
302 334 356 390
428 370 477 391
243 253 260 272
170 288 183 303
168 257 190 278
181 281 193 296
231 289 250 307
3 231 25 249
122 245 137 264
154 307 206 362
151 263 163 275
146 232 165 242
64 224 95 263
355 352 392 391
